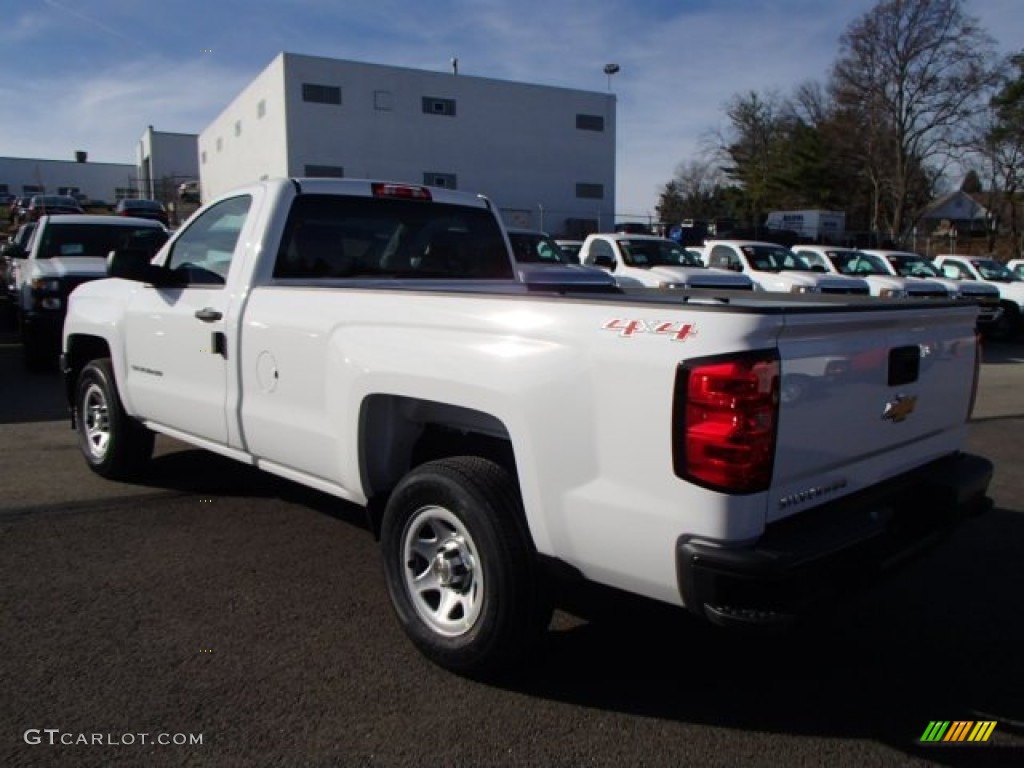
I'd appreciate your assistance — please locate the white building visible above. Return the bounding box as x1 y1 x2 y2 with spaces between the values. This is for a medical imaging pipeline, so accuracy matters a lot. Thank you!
199 52 616 236
0 154 136 204
136 126 199 203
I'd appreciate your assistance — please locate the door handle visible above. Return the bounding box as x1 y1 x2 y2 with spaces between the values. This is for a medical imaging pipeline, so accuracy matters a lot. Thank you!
194 307 222 322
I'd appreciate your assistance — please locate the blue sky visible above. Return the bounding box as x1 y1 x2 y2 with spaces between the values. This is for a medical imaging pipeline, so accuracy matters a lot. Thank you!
3 0 1022 216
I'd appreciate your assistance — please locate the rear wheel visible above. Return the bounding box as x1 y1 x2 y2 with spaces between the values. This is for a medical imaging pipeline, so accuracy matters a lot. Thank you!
380 456 549 677
76 358 154 480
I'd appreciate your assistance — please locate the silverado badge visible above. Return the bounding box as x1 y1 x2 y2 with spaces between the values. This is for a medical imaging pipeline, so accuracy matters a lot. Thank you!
882 394 918 423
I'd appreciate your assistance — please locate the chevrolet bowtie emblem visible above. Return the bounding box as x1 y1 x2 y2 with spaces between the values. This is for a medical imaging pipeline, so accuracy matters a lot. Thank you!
882 394 918 422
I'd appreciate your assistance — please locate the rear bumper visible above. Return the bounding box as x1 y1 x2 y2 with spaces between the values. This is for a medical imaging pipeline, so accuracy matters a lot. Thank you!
676 452 993 628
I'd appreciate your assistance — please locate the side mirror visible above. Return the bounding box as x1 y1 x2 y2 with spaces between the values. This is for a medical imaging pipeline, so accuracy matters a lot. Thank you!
593 254 616 271
107 248 183 287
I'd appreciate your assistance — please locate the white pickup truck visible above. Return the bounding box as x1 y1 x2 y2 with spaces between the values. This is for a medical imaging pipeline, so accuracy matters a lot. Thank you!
791 245 950 299
703 239 871 295
933 253 1024 339
61 178 992 677
8 214 168 370
859 249 1002 334
577 233 755 290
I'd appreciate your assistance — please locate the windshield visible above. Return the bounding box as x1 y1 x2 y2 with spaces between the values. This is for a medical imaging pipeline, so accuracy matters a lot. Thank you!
971 258 1019 282
620 239 703 268
741 244 812 272
36 223 168 259
508 232 568 264
886 254 941 278
830 251 891 276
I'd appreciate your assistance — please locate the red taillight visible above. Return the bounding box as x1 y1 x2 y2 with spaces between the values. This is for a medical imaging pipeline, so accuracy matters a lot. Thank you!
371 182 432 201
673 351 780 494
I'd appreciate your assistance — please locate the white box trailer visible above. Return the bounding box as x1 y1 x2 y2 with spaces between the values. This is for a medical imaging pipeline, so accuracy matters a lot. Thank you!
765 210 846 240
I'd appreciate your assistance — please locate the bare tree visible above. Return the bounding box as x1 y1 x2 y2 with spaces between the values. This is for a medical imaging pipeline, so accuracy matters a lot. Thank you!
986 53 1024 258
831 0 997 239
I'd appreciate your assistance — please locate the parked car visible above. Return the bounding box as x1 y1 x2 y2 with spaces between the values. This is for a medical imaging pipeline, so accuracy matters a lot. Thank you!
933 254 1023 339
858 249 1002 333
10 196 35 226
114 198 169 226
26 195 84 221
704 239 870 294
1004 258 1024 280
177 180 201 203
10 214 169 369
792 244 950 298
506 228 573 265
578 233 756 290
554 239 583 264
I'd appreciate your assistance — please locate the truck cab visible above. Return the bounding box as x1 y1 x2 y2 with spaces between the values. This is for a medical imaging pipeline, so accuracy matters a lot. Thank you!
704 239 870 295
578 233 755 290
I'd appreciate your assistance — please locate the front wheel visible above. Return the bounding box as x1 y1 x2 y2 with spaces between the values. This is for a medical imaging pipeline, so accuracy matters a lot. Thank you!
76 358 154 480
380 456 549 677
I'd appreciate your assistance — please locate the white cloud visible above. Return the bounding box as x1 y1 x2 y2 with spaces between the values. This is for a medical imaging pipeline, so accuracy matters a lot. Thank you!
0 58 250 164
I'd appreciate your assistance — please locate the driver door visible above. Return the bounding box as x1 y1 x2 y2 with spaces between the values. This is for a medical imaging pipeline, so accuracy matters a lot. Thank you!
122 195 252 445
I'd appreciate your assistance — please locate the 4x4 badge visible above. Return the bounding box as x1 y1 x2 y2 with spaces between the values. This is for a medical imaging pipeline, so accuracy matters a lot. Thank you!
882 394 917 422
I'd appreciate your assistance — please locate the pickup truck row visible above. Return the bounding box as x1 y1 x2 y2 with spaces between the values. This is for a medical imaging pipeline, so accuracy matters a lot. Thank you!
55 178 993 676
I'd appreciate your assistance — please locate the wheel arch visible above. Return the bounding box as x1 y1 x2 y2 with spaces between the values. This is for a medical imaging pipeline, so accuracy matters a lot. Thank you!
358 394 519 538
63 334 112 415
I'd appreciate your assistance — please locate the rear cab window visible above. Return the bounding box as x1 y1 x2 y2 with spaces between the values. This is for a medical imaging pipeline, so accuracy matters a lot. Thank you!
272 194 513 280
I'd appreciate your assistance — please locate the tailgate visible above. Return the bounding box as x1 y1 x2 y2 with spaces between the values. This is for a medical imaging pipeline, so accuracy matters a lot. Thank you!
769 302 978 523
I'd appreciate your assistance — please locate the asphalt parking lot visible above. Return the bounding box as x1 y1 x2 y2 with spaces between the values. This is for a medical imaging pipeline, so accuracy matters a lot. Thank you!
1 330 1023 767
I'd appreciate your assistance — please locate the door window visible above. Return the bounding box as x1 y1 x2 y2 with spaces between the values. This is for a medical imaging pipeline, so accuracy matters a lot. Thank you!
166 195 252 285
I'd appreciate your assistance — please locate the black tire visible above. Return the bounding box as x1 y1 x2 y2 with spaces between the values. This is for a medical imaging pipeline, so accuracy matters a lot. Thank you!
380 456 549 677
75 358 154 480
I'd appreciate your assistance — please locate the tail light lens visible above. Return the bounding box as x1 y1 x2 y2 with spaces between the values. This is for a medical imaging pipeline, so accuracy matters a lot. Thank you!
673 350 780 494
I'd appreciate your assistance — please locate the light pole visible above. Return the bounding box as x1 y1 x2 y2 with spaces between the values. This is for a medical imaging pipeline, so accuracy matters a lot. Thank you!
603 63 620 91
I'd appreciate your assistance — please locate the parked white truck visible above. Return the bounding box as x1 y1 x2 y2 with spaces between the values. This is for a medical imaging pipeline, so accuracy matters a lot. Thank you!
791 245 950 299
8 214 168 370
704 239 871 295
859 249 1003 335
933 254 1024 339
61 178 992 676
577 233 755 290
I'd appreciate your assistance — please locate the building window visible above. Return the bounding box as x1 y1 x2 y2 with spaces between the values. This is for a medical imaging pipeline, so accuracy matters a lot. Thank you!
22 185 44 194
257 99 266 118
216 137 223 152
423 172 457 189
374 90 393 111
302 83 342 105
58 186 81 196
234 120 242 137
576 183 604 200
201 150 207 165
0 184 8 194
422 97 456 116
304 164 345 178
114 187 138 201
576 114 604 131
